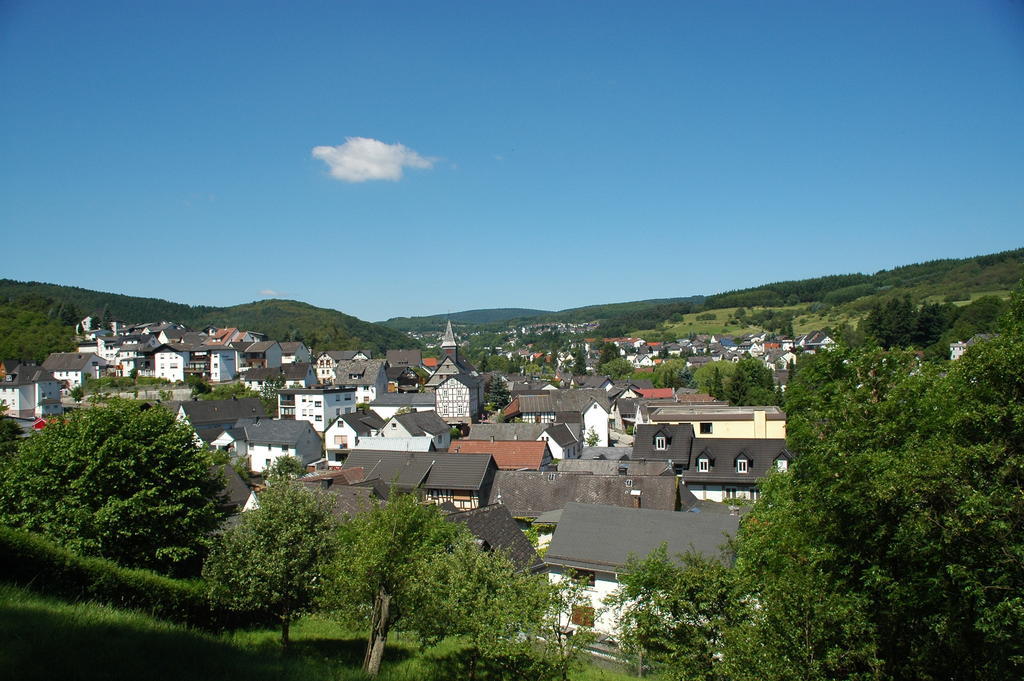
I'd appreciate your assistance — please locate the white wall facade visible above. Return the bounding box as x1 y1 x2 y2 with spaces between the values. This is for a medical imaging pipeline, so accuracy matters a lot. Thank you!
582 402 610 447
155 350 189 382
208 348 238 382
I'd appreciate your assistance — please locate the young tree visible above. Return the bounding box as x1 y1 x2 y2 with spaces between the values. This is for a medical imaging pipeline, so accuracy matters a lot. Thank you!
572 348 588 375
204 482 338 647
260 375 285 417
409 537 550 681
264 454 306 482
69 384 84 403
584 427 600 447
0 399 221 574
599 357 634 380
609 545 738 681
325 492 462 676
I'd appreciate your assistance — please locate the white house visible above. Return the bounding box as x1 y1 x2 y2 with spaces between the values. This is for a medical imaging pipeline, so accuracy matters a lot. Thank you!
332 359 388 404
324 410 386 458
370 410 451 451
41 352 109 389
279 341 312 365
241 419 323 474
279 386 356 432
153 343 191 382
367 392 437 420
435 374 482 424
0 365 63 418
545 503 740 636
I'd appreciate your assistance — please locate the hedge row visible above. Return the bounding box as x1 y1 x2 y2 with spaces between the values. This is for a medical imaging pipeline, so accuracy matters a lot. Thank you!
0 526 273 631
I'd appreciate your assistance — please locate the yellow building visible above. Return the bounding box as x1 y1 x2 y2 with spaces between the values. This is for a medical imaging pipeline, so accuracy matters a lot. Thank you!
639 404 786 439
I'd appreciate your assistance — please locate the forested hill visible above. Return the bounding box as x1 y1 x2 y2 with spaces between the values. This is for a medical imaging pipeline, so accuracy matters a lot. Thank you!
383 296 707 335
381 308 552 331
702 248 1024 309
0 280 415 354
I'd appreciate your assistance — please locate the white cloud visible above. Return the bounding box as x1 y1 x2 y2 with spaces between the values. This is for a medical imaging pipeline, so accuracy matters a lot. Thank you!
312 137 435 182
259 289 284 297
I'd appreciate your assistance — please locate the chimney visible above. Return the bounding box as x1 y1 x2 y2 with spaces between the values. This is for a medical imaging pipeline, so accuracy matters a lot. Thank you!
490 435 494 442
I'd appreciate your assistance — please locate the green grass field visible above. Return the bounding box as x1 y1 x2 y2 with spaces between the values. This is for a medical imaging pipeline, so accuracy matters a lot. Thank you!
0 583 641 681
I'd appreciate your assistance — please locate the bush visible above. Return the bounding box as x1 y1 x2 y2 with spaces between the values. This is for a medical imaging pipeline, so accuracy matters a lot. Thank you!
0 526 272 631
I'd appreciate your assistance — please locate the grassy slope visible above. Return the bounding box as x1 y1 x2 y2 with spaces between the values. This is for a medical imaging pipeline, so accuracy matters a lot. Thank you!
0 584 637 681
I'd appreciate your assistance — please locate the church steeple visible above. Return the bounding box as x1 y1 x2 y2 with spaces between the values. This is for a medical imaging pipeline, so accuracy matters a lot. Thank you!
441 319 458 360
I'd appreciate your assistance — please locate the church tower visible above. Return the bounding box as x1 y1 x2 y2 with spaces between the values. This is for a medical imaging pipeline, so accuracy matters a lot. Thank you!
441 319 458 361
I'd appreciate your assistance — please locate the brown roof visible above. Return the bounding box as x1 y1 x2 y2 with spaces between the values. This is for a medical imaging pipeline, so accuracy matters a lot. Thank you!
450 439 551 470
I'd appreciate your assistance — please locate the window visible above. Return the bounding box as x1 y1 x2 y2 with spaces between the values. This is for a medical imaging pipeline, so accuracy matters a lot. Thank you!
315 415 322 422
725 487 738 499
624 478 633 487
776 458 788 472
737 458 748 474
654 435 666 450
699 422 713 434
264 458 272 468
314 401 322 407
571 569 597 588
570 605 595 627
698 457 710 472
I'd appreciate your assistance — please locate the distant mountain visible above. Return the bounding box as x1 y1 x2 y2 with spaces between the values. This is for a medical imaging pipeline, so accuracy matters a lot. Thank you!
0 280 414 354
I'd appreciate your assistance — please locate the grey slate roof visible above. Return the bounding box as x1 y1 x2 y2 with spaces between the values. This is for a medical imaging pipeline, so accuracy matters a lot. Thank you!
243 419 318 446
371 392 435 407
179 398 267 427
517 389 611 415
683 438 791 485
42 352 104 373
445 504 544 573
545 502 739 573
343 451 496 492
334 359 386 385
241 363 313 382
386 349 422 367
543 423 579 448
390 410 449 436
335 410 386 435
486 470 677 518
2 364 56 386
632 423 697 461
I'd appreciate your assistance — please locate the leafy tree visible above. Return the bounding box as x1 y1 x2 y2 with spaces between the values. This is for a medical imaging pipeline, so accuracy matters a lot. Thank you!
69 385 84 403
410 536 550 681
731 284 1024 681
204 482 337 647
572 349 588 375
264 454 306 482
652 359 695 389
186 374 210 398
485 375 511 410
724 357 778 406
599 357 634 380
584 427 600 447
609 545 739 681
202 382 258 401
260 375 285 417
325 492 462 676
598 342 620 366
0 399 221 574
0 417 21 457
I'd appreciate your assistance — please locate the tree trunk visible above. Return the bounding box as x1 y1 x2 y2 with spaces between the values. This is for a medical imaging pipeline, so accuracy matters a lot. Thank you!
281 616 290 649
363 588 392 676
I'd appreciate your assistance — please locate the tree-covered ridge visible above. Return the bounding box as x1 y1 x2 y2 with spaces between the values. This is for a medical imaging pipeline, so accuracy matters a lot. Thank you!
704 247 1024 309
0 297 77 362
0 280 414 354
382 308 553 331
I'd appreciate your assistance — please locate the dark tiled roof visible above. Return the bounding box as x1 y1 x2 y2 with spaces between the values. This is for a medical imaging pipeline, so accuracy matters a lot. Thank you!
386 349 422 366
468 423 548 441
241 363 313 382
545 502 738 572
335 410 386 435
243 419 318 446
179 398 267 427
42 352 104 372
343 451 496 491
632 423 696 461
487 470 677 518
371 392 435 407
445 504 544 573
391 410 449 436
682 438 791 485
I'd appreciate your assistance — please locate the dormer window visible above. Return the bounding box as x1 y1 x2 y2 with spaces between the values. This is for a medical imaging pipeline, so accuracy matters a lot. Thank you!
655 435 666 450
776 458 789 472
697 456 710 472
737 458 749 474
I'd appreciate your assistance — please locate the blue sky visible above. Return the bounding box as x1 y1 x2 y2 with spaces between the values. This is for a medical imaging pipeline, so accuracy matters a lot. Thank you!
2 1 1022 321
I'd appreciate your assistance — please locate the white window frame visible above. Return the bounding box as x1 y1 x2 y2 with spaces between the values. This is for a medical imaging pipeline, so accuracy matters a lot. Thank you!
698 457 709 472
737 458 748 474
